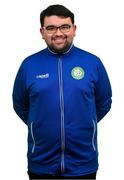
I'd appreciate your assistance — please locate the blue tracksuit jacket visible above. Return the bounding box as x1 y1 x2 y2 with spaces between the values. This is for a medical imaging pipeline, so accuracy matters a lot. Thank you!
12 45 112 176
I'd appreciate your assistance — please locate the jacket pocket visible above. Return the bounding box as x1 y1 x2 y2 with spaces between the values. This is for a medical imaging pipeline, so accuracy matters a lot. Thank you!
92 119 97 151
30 122 36 153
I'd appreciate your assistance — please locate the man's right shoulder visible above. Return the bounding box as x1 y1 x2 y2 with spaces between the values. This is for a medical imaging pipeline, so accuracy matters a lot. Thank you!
22 48 47 64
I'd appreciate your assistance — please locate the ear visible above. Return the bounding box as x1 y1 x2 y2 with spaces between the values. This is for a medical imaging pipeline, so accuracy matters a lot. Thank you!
40 28 45 39
73 25 77 37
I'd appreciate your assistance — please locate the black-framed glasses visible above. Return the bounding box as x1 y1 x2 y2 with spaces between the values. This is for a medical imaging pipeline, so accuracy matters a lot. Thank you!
44 24 72 34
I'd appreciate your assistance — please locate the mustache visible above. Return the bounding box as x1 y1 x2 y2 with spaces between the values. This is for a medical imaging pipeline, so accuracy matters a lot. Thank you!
52 35 67 40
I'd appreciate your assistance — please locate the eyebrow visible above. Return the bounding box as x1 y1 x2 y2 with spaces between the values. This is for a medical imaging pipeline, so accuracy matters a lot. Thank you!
45 24 71 27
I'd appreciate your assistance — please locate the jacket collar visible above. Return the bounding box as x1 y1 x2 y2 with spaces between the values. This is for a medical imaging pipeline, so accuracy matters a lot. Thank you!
46 44 75 57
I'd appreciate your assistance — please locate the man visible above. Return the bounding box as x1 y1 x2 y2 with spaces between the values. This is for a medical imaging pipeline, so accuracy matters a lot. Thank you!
12 4 112 180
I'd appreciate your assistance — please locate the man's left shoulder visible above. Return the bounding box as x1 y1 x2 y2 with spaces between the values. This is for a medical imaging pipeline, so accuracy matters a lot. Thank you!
74 46 101 64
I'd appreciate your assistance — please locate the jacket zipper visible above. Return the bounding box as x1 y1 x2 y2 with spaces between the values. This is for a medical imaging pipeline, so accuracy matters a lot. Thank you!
30 122 36 153
58 56 65 174
92 120 96 151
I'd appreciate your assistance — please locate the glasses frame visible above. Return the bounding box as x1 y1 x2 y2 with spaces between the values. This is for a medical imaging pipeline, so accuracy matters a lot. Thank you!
43 24 72 34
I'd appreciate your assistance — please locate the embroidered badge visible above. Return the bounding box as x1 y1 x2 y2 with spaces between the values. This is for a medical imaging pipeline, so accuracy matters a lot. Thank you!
71 67 85 80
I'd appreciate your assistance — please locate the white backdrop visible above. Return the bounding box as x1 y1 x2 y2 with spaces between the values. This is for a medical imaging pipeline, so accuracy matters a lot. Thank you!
0 0 124 179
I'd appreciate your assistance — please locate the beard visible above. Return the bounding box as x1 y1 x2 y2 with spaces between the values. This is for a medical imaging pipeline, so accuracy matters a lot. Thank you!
47 35 72 54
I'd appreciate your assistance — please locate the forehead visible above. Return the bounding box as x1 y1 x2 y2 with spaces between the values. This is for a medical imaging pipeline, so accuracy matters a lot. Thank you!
43 15 72 26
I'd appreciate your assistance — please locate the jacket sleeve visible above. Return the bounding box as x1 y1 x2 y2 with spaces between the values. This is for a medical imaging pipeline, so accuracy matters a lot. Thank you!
95 59 112 122
12 63 29 125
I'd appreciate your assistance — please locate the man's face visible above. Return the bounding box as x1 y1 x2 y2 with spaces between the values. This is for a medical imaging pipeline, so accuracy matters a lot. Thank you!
40 15 76 53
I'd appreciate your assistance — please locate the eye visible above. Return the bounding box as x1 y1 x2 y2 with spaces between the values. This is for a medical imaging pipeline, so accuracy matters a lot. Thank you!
46 26 56 31
61 25 70 30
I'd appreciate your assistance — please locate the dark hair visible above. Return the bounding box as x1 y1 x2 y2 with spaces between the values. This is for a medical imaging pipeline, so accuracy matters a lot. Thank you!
40 4 74 27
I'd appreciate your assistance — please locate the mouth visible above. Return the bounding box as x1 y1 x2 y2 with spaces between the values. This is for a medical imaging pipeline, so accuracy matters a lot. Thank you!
52 36 67 44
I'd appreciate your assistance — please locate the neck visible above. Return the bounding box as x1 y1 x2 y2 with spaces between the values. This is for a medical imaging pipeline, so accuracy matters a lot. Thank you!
48 44 73 55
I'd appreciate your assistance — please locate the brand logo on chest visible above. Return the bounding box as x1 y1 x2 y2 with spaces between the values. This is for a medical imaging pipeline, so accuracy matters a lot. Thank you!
36 73 49 79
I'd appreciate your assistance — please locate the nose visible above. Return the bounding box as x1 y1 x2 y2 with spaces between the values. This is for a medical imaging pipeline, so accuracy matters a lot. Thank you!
55 28 63 35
